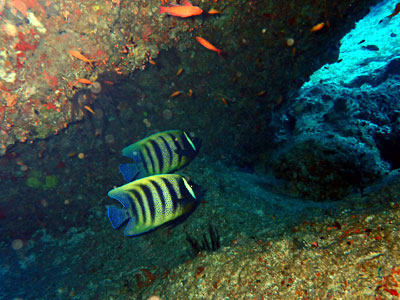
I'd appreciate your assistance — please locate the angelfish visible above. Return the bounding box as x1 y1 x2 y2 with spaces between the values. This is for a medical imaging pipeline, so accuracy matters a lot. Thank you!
119 130 201 182
107 174 200 236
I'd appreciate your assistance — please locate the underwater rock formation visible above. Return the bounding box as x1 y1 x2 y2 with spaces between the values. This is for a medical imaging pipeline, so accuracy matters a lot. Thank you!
270 81 397 200
0 0 191 155
269 0 400 200
0 0 381 156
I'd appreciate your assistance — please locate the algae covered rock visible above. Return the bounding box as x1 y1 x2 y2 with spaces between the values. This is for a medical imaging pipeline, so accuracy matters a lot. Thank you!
26 170 58 190
26 174 42 189
43 175 59 190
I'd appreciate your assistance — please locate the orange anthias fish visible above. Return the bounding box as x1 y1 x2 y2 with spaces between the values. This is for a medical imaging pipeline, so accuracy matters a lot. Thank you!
69 50 94 66
77 78 93 84
208 9 221 14
176 68 183 76
169 91 182 98
160 0 203 18
310 22 325 32
84 105 95 114
195 37 222 55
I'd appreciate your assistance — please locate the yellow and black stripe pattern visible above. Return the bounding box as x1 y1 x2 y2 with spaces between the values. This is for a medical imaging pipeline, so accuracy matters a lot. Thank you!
108 174 197 236
119 130 200 182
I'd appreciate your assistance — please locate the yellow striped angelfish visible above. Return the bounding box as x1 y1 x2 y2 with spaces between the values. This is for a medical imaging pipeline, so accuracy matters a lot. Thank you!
119 130 201 182
107 174 200 237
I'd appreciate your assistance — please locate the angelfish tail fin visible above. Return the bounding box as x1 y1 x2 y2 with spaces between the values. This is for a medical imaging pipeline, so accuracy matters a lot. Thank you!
119 163 140 182
108 206 129 229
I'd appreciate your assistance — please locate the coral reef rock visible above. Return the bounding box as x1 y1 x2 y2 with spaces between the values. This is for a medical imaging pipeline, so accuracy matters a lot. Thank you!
269 0 400 200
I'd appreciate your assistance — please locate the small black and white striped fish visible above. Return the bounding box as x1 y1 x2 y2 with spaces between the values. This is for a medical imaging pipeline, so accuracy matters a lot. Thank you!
107 174 199 236
119 130 201 182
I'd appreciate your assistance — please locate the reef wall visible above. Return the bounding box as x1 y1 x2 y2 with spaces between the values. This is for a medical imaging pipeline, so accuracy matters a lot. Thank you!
0 0 380 156
0 0 192 154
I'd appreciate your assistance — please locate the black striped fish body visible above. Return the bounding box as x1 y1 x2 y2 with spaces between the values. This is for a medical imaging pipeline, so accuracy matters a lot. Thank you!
119 130 201 182
107 174 199 237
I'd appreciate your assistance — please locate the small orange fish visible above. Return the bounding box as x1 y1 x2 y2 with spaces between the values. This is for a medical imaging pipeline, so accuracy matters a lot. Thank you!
208 9 221 14
310 22 325 32
160 0 203 18
387 3 400 19
276 95 283 106
257 90 266 96
77 78 93 84
149 59 157 65
188 89 193 97
69 50 94 66
196 37 222 55
84 105 95 114
221 97 228 105
176 68 183 76
170 91 182 98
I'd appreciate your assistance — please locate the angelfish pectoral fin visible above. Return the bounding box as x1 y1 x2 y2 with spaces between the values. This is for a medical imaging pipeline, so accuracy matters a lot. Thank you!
108 206 129 229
